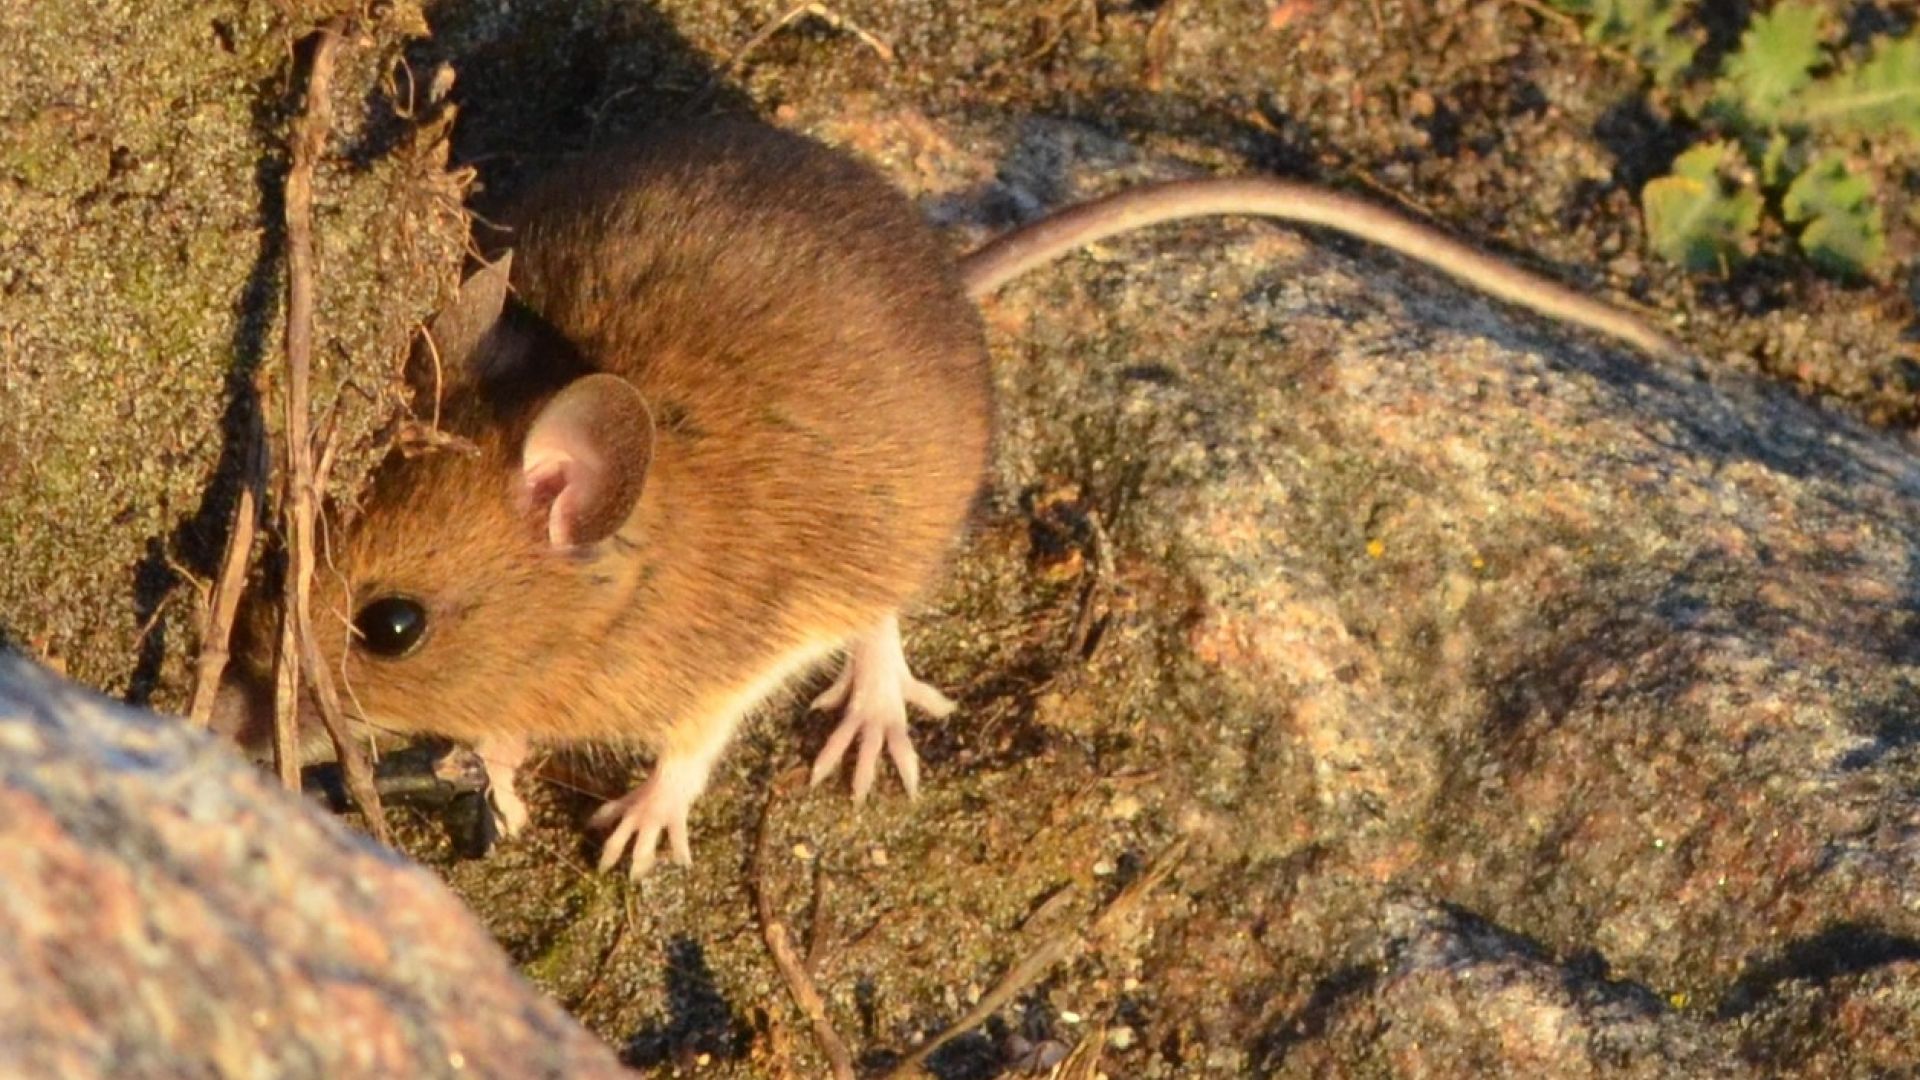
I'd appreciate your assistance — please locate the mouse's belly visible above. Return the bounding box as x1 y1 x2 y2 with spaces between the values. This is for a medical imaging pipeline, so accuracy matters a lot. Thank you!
494 618 844 751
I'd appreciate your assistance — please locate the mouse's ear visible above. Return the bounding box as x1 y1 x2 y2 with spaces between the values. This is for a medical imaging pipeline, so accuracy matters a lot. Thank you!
422 251 514 377
520 373 655 549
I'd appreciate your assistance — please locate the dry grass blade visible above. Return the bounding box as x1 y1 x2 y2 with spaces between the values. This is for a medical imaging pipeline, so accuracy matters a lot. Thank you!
279 18 389 841
1142 0 1183 90
752 767 856 1080
1048 1017 1107 1079
885 837 1188 1078
184 386 266 727
693 1 897 111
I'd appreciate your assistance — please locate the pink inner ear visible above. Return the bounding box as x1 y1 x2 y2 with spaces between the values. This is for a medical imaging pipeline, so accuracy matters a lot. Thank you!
522 454 598 549
519 373 652 549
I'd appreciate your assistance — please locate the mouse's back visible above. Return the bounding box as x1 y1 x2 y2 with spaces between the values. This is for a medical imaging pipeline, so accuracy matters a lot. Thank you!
214 120 995 758
497 118 994 624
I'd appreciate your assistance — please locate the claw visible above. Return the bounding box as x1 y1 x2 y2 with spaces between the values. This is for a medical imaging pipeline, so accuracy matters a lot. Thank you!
810 662 854 712
809 614 953 802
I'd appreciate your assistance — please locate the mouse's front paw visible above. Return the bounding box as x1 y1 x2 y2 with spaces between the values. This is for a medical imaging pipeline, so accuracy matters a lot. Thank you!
489 782 531 839
809 614 955 802
475 735 532 841
589 761 705 878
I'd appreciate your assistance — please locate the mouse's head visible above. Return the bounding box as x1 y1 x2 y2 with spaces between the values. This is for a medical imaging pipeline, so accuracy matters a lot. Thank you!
213 256 658 757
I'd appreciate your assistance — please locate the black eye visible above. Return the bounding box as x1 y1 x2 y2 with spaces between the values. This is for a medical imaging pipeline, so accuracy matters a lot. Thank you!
353 596 428 658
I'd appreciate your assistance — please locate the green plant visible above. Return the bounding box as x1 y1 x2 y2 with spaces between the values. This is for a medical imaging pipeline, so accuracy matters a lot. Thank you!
1560 0 1698 85
1551 0 1918 278
1641 142 1763 271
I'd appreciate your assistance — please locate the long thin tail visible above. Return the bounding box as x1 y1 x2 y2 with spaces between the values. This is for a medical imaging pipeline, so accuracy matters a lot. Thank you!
957 177 1683 360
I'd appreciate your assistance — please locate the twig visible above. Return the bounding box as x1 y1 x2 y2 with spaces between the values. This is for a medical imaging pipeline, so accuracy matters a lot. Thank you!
1052 1013 1109 1080
1066 508 1115 660
884 837 1189 1079
1349 167 1442 222
1500 0 1633 63
1142 0 1183 90
752 767 856 1080
415 318 446 433
280 18 389 841
270 604 301 789
692 1 896 111
804 857 832 975
1502 0 1581 35
1021 0 1099 64
186 375 269 727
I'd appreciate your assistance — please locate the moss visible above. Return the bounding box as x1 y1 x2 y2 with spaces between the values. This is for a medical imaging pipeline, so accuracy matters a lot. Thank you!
0 0 462 698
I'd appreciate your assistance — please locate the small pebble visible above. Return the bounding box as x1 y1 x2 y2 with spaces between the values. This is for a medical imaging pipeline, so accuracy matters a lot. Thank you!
870 846 889 867
1093 858 1115 877
1109 1026 1137 1050
792 842 815 861
1061 1010 1082 1024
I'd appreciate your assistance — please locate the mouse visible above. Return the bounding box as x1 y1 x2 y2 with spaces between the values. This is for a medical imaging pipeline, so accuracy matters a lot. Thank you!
212 115 1680 877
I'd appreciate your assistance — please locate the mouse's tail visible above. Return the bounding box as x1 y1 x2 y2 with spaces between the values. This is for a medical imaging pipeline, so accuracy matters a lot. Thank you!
956 177 1684 361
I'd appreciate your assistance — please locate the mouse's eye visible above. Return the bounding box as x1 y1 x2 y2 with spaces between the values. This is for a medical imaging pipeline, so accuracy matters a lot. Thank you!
353 596 429 658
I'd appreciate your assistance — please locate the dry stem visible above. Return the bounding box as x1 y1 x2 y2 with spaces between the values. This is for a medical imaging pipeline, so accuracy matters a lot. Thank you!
279 19 389 840
753 768 856 1080
185 373 268 727
885 837 1188 1078
693 1 895 111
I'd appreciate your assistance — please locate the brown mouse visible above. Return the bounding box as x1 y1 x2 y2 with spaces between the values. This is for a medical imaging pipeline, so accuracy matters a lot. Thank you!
215 116 1678 876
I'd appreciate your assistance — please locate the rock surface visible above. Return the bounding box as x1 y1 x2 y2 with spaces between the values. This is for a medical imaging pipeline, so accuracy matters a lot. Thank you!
0 654 628 1079
417 100 1920 1074
0 0 464 698
6 1 1920 1077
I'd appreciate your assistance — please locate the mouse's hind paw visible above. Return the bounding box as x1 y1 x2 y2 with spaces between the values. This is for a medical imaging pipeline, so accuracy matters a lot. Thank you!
809 614 954 802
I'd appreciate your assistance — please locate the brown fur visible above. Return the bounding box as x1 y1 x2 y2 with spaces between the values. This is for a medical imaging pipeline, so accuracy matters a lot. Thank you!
225 119 992 760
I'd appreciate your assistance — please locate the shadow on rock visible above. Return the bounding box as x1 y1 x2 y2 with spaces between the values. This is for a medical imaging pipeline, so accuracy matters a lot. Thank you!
1720 922 1920 1017
413 0 755 217
620 936 752 1068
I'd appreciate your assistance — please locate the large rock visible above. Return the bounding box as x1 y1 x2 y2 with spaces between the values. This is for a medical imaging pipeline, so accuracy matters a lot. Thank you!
0 654 627 1078
7 0 1920 1073
386 104 1920 1075
952 115 1920 1072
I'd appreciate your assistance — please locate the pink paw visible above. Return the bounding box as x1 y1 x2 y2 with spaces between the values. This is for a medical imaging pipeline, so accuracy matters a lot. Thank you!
475 735 531 841
588 754 710 878
489 782 531 839
809 615 955 802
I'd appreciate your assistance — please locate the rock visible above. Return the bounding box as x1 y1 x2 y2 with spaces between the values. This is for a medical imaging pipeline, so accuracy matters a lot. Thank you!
955 114 1920 1071
1261 900 1739 1076
0 654 626 1079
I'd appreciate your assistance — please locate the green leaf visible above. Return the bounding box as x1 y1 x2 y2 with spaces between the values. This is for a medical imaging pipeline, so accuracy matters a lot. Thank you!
1579 0 1699 84
1641 142 1762 271
1782 154 1886 275
1795 33 1920 137
1756 130 1794 187
1716 1 1825 127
